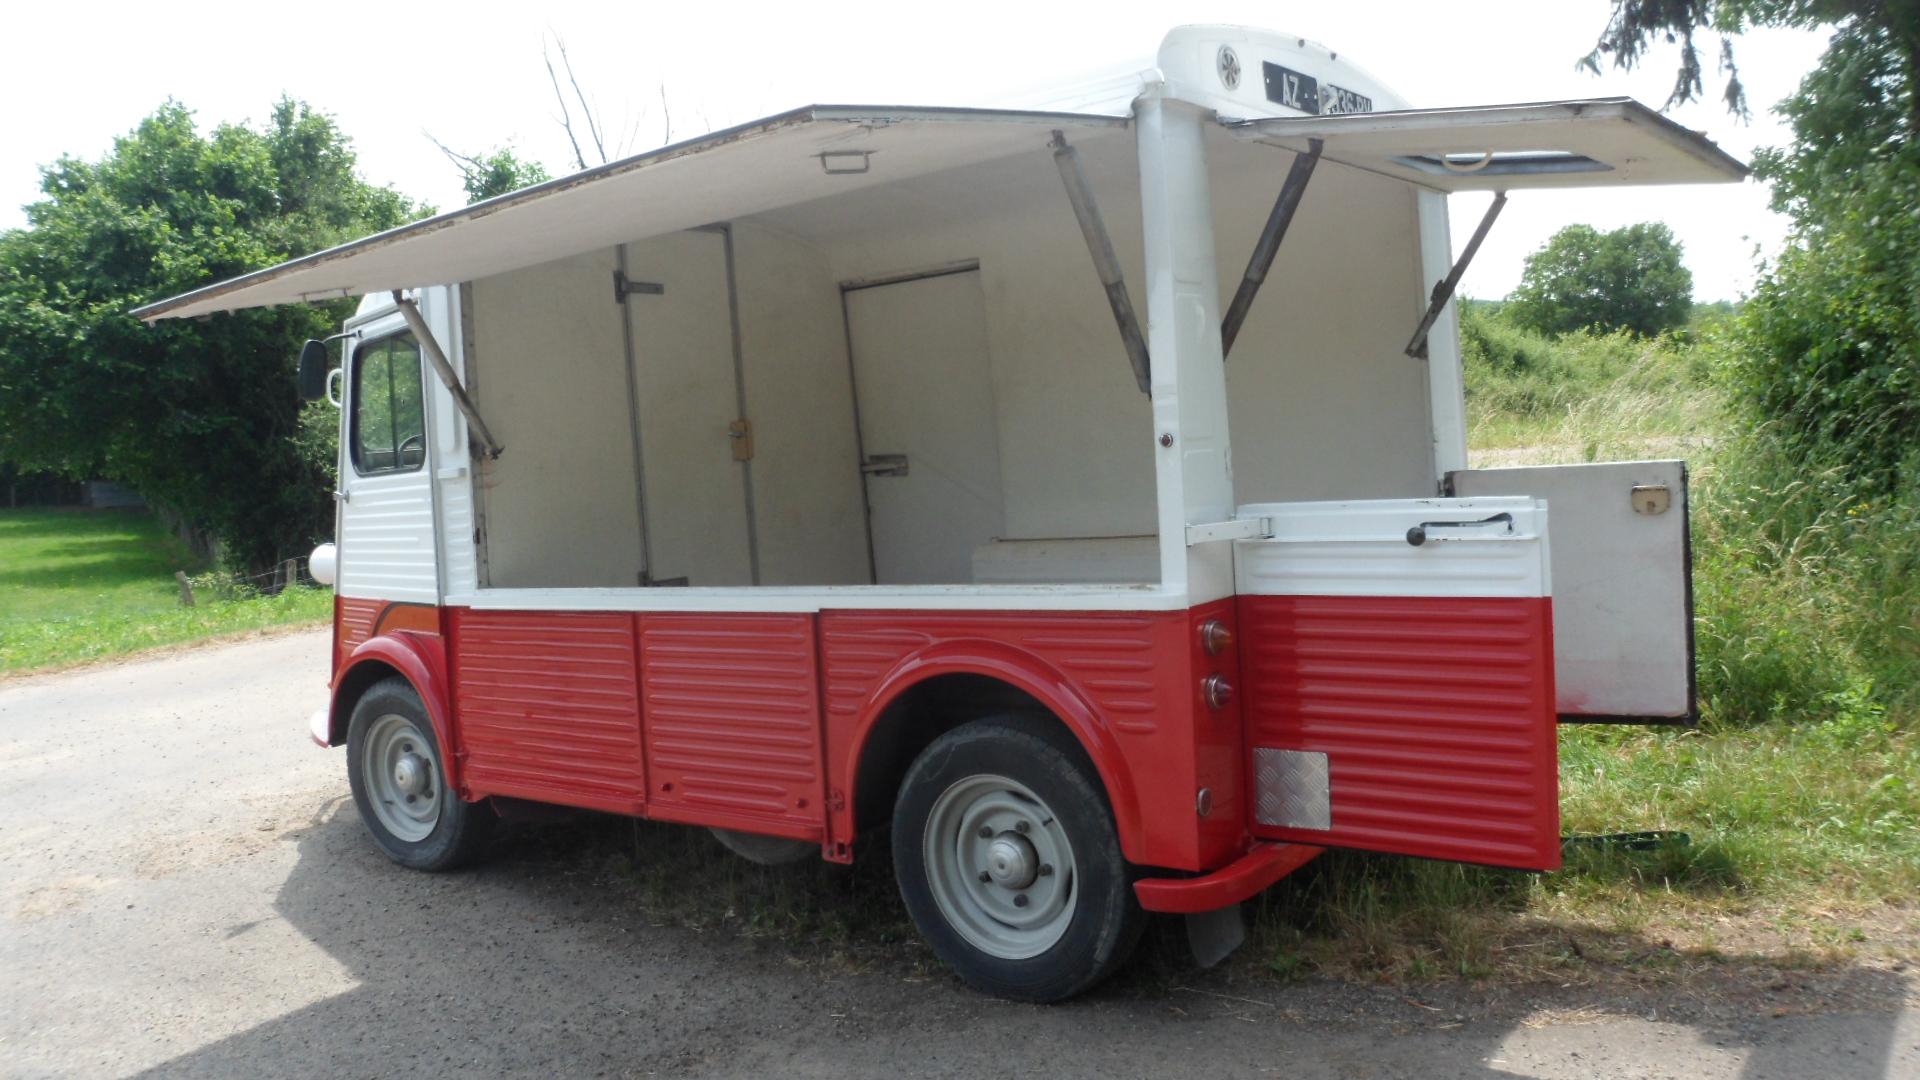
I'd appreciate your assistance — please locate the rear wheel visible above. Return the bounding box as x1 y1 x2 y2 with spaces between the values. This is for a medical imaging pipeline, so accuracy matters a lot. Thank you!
893 715 1144 1002
347 677 493 870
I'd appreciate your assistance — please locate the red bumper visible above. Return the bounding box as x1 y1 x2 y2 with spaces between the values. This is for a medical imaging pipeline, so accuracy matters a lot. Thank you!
1133 842 1324 914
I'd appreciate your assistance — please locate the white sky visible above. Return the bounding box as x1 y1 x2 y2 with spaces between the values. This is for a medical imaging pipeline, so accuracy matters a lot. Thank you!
3 1 1829 302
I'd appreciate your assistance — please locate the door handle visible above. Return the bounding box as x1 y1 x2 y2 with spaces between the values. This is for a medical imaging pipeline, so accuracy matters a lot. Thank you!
1406 511 1512 546
860 454 909 477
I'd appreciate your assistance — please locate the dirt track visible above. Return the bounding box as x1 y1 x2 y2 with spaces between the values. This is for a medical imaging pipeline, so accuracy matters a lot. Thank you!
3 629 1916 1078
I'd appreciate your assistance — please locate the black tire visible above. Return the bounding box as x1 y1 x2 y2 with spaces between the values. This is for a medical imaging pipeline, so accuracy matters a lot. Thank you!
892 715 1145 1002
346 677 494 871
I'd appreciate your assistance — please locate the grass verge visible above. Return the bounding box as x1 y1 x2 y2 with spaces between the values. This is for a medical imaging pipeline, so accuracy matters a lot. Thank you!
0 507 331 674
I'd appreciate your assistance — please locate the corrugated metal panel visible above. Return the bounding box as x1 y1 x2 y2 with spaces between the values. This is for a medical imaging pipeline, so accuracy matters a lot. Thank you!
338 470 439 604
335 597 384 674
817 609 1235 871
640 614 825 837
1240 594 1560 870
450 609 645 812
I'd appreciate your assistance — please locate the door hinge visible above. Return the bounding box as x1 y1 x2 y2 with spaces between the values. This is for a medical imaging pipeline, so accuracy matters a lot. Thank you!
728 419 754 462
860 454 909 477
614 270 665 303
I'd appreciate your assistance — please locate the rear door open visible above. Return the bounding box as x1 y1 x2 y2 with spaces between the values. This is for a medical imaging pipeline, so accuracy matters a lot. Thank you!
1228 99 1738 870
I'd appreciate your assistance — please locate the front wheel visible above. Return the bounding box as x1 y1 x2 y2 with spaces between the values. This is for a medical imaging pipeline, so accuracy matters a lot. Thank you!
346 677 493 871
893 716 1144 1002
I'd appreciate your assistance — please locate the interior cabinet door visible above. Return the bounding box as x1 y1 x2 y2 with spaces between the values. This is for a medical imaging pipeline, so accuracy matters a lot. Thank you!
623 231 755 587
843 269 1004 585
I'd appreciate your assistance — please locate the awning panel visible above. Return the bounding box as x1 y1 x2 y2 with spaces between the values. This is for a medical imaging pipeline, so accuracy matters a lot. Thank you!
133 106 1126 322
1230 98 1747 191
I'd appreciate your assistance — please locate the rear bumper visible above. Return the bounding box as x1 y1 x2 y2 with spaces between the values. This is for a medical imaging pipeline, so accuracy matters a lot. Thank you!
1133 841 1324 914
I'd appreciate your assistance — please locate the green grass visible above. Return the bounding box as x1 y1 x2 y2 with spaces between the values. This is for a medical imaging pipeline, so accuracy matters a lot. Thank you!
0 508 331 673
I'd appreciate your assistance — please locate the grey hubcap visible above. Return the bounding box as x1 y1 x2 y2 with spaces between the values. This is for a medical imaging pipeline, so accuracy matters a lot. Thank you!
924 774 1076 960
362 713 441 842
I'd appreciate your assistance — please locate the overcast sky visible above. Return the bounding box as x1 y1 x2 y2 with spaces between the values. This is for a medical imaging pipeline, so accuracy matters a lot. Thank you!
4 1 1829 302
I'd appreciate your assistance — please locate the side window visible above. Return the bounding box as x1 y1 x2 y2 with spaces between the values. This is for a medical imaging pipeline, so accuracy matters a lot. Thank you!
351 333 426 474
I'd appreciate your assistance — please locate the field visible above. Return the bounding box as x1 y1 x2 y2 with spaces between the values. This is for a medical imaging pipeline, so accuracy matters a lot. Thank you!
0 508 331 673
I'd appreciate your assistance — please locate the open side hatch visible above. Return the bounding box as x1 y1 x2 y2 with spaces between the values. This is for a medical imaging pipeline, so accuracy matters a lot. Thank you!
1450 461 1694 723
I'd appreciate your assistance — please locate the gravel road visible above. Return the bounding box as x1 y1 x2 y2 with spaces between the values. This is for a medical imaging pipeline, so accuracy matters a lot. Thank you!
3 629 1916 1079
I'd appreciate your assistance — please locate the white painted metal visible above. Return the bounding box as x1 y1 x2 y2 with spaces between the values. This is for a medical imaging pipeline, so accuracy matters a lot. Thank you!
336 300 441 605
446 583 1179 613
1450 461 1692 718
625 231 756 587
1138 93 1235 605
1417 189 1469 486
1235 99 1748 192
1185 518 1270 545
1235 497 1550 599
846 270 1005 585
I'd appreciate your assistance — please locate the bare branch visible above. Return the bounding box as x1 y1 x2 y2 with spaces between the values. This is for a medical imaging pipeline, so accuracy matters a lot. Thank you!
552 34 608 165
543 36 589 171
660 83 673 146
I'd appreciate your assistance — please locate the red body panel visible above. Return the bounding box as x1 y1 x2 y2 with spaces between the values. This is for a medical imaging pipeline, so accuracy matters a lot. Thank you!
1239 594 1561 871
1134 842 1323 913
447 609 647 815
819 606 1236 872
334 596 384 678
638 613 826 843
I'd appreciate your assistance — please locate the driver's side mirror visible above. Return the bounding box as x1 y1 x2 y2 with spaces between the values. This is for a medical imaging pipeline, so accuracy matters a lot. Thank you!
298 339 330 403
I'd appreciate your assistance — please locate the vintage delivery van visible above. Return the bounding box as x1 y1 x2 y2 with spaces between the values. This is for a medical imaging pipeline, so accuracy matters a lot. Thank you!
135 25 1743 1001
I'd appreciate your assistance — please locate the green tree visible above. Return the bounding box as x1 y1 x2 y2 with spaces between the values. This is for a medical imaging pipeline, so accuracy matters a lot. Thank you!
0 99 422 574
430 139 553 204
1504 223 1694 338
1588 2 1920 489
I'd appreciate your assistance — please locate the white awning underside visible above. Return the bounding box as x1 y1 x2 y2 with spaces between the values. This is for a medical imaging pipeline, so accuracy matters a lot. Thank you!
1233 98 1747 191
134 96 1745 322
133 106 1127 322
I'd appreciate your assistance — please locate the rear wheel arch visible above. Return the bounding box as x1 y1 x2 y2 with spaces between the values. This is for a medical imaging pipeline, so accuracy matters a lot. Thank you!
846 661 1144 862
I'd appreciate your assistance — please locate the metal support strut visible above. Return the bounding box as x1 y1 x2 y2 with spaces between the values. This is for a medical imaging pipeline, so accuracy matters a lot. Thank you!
1405 191 1507 359
1220 138 1322 359
392 291 504 459
1051 131 1152 395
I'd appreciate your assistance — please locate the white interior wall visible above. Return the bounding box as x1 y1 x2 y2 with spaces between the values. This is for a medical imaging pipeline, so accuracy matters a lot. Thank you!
469 248 643 588
729 221 871 585
1205 128 1438 504
748 128 1158 542
462 126 1442 594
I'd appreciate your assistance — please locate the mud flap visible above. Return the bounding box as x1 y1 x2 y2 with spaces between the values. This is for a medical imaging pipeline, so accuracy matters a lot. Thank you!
1186 903 1247 968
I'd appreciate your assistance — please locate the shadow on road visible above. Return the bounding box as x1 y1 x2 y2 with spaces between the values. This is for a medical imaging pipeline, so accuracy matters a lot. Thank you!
130 800 1914 1079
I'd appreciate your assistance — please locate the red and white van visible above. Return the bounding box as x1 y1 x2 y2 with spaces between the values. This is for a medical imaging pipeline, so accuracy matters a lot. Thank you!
137 25 1740 1001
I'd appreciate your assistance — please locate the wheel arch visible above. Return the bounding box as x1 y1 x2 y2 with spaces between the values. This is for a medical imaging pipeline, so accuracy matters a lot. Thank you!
843 640 1146 864
331 632 458 793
